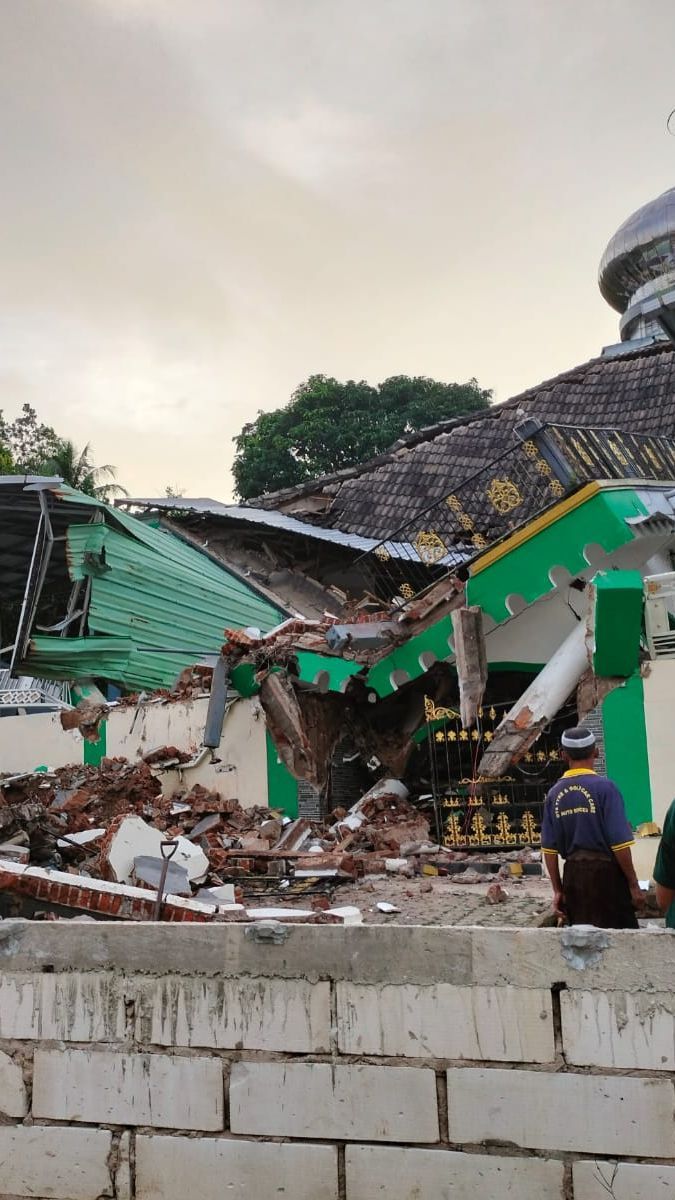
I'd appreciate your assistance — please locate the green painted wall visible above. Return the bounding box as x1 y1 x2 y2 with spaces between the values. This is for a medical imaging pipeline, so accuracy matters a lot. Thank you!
593 570 643 677
266 732 298 818
366 614 455 698
467 489 647 625
295 651 364 692
602 672 652 827
83 722 107 767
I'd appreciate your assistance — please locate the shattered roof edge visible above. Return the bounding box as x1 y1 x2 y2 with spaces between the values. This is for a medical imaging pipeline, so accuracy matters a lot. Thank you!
116 499 380 552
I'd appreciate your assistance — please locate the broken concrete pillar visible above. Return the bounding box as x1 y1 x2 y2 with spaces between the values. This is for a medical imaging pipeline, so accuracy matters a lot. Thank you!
451 606 487 729
478 616 592 777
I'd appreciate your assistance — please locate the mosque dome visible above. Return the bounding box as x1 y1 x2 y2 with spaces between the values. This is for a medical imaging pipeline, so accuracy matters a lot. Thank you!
599 187 675 341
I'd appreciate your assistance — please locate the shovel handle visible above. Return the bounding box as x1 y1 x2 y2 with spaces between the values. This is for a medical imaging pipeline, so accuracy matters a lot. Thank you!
154 839 179 920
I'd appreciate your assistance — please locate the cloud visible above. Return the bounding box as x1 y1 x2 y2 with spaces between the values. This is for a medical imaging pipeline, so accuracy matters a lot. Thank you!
0 0 674 497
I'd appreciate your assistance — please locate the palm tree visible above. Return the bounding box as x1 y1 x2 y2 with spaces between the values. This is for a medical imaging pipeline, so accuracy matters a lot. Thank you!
42 439 127 501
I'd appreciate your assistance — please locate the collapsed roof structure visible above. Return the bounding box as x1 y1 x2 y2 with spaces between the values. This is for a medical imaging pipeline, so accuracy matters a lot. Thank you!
4 184 675 881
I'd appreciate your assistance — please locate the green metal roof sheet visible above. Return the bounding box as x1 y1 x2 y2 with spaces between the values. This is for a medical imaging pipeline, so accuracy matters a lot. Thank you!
28 636 134 681
25 506 286 691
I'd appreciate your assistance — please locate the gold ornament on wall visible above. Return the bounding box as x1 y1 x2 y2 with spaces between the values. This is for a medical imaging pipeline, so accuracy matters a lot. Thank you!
446 493 488 551
486 477 523 515
570 436 594 468
607 439 629 468
424 696 460 722
414 529 447 565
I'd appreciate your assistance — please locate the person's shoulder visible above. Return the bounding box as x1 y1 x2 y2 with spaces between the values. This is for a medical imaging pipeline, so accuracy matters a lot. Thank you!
593 774 622 797
662 797 675 832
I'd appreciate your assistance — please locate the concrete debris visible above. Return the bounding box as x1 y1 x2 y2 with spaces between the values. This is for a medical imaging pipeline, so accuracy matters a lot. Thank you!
486 882 509 905
0 743 542 923
132 855 192 896
142 746 192 767
325 905 363 924
385 858 410 874
273 818 313 852
102 816 209 886
0 840 29 864
56 828 105 848
59 699 110 742
0 859 226 922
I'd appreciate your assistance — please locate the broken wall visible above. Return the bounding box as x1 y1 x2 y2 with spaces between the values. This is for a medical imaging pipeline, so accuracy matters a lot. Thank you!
0 697 269 808
642 657 675 830
0 921 674 1200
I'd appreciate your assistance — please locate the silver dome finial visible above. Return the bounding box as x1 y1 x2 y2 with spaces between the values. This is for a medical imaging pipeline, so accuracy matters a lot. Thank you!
599 188 675 342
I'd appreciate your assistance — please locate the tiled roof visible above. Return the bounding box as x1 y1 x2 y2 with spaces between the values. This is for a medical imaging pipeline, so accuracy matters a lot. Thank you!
255 342 675 539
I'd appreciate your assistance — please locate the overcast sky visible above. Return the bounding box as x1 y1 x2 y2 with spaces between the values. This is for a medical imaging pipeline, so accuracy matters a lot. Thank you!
1 1 674 499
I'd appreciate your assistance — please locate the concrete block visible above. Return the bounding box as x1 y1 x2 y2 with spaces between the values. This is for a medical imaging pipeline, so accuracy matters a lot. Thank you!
0 1126 113 1199
0 971 125 1041
561 989 675 1070
573 1160 675 1198
0 1047 27 1117
337 983 554 1062
345 1145 565 1199
33 1048 223 1130
136 1134 338 1200
447 1068 675 1158
470 926 675 992
0 920 474 985
230 1062 439 1142
135 975 331 1052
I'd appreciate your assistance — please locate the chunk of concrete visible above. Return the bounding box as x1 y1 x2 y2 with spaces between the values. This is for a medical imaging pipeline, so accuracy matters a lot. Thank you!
132 856 191 896
105 817 208 885
57 828 106 848
327 906 363 925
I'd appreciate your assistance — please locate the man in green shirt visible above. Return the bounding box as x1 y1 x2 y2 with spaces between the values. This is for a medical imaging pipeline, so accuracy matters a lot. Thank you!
654 800 675 927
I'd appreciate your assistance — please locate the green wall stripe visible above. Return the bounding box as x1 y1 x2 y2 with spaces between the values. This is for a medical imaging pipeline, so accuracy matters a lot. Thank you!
83 720 107 767
602 672 651 827
266 732 298 818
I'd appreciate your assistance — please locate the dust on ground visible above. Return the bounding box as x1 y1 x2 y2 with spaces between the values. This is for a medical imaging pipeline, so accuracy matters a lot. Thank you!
280 873 554 927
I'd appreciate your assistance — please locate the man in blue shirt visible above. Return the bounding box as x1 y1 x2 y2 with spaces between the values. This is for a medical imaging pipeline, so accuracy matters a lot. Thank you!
541 726 642 928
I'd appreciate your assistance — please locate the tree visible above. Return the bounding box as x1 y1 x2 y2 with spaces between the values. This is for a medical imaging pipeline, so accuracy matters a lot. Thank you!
41 439 127 501
232 374 492 499
0 404 61 473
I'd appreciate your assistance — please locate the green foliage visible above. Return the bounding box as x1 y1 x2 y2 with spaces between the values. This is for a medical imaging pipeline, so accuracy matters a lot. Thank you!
0 405 127 502
232 373 491 500
0 443 13 474
0 403 61 473
40 439 127 501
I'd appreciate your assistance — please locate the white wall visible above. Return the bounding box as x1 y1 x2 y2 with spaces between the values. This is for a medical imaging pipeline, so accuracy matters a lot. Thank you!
0 924 674 1200
642 658 675 830
0 696 269 808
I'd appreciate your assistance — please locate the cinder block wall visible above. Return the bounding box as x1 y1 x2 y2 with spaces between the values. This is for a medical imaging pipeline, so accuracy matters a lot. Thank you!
0 921 674 1200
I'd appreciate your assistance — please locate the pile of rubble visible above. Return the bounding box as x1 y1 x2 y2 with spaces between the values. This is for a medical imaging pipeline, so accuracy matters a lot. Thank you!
0 761 541 924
